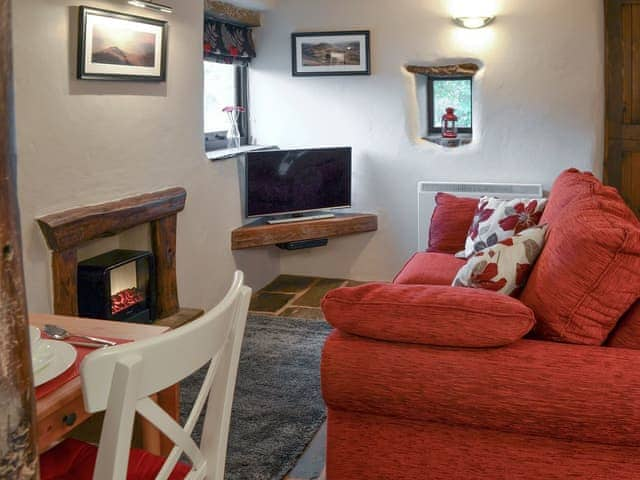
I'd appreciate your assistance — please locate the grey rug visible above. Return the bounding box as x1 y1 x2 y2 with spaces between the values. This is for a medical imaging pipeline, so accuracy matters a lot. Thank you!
180 314 332 480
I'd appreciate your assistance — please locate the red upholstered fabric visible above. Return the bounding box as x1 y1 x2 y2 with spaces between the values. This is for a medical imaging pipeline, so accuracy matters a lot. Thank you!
321 330 640 446
607 300 640 349
40 438 191 480
322 283 534 348
520 172 640 345
326 409 640 480
539 168 599 225
393 252 466 286
427 192 478 254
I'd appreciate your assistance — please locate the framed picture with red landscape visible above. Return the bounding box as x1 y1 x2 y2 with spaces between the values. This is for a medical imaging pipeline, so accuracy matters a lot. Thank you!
77 6 168 81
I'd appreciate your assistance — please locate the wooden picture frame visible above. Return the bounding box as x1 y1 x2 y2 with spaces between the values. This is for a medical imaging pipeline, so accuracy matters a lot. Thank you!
291 30 371 77
77 6 168 81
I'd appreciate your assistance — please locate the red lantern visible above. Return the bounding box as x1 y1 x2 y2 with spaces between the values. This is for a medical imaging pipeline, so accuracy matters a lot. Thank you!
441 107 458 139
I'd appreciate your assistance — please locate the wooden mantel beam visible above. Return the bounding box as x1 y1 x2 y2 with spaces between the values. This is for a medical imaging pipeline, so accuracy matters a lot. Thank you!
406 63 480 76
37 187 186 252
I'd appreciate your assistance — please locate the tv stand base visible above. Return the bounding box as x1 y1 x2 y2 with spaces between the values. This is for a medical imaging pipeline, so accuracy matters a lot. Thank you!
267 213 335 225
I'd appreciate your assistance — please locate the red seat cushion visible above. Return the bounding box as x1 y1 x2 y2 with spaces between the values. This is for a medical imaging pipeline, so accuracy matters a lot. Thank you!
520 171 640 345
40 438 191 480
322 283 535 348
427 192 478 254
394 252 466 286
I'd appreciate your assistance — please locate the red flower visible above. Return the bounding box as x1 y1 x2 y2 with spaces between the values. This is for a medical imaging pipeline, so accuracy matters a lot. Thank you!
515 262 532 286
470 262 507 292
469 200 495 240
229 45 239 57
498 200 542 234
204 42 212 53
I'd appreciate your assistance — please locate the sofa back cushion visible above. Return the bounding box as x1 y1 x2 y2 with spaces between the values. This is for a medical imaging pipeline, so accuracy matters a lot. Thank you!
427 193 478 254
539 168 600 225
606 300 640 349
520 171 640 345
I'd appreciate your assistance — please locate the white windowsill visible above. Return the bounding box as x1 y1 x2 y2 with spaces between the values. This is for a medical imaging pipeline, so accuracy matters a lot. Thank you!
206 145 277 161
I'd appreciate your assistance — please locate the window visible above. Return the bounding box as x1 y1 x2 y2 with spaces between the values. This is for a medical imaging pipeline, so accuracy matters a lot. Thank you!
204 61 248 151
428 76 472 135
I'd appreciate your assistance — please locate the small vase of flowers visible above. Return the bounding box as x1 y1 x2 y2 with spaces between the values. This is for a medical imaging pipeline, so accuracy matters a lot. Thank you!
222 105 245 149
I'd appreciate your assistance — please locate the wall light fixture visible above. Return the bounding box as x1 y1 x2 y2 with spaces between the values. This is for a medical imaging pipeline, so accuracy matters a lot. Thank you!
128 0 173 14
452 16 495 29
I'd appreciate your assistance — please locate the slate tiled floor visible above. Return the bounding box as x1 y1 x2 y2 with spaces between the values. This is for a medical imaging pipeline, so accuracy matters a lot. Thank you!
249 274 367 322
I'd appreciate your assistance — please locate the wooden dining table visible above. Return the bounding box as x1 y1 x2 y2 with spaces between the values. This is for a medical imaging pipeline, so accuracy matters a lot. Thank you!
31 313 179 455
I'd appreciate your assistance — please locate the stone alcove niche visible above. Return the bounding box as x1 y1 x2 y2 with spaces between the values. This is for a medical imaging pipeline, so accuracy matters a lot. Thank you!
406 62 480 148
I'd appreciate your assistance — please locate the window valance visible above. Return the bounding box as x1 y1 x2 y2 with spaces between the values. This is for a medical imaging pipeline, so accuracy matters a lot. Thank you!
204 17 256 66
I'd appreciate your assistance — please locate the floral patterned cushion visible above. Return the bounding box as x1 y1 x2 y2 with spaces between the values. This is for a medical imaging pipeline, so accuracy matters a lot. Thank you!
463 196 547 258
453 225 548 296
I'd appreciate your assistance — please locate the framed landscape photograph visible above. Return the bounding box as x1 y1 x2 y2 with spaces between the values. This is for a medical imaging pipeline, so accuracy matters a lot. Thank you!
291 31 371 77
77 6 168 81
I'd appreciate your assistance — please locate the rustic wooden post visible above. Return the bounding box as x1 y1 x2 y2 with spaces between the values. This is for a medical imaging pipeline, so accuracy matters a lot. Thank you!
0 0 39 477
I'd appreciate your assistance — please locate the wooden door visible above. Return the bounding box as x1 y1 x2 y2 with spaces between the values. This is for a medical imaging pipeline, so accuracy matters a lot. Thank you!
0 0 39 476
606 0 640 216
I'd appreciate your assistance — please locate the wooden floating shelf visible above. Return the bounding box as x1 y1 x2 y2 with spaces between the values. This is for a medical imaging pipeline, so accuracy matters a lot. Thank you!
231 213 378 250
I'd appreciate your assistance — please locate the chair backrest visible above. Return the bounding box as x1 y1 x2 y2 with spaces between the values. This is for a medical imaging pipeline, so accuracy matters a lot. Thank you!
80 271 252 480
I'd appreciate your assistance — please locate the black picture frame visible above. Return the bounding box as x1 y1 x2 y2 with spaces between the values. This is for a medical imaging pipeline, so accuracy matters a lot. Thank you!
427 75 473 135
291 30 371 77
77 6 168 82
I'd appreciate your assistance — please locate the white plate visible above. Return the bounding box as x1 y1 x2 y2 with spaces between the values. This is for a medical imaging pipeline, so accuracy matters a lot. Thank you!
29 326 40 346
34 340 77 387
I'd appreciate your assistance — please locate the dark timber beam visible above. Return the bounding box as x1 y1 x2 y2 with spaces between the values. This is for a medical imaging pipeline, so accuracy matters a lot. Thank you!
0 0 39 476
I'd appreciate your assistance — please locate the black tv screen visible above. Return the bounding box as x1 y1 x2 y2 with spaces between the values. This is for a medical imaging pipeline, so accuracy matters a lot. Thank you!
245 147 352 218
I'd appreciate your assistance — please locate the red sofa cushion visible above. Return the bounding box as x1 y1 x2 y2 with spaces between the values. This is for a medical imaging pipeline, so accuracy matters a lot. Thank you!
326 409 640 480
322 283 535 348
520 172 640 345
322 330 640 446
40 438 191 480
394 252 466 286
427 192 478 254
539 168 600 225
607 300 640 349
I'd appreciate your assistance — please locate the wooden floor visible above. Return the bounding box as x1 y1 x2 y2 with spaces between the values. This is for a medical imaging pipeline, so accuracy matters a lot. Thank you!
249 275 366 480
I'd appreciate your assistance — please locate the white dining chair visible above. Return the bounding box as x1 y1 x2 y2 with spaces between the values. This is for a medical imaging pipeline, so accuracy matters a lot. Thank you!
41 270 251 480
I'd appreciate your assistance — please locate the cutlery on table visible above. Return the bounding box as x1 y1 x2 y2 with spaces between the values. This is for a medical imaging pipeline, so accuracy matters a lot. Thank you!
43 324 117 346
62 340 108 349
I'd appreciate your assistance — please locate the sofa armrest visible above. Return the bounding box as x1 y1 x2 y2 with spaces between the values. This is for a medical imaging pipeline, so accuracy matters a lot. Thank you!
322 283 535 348
321 331 640 446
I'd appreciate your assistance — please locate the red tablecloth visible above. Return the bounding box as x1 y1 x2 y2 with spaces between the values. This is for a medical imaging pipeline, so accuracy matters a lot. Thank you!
35 336 131 400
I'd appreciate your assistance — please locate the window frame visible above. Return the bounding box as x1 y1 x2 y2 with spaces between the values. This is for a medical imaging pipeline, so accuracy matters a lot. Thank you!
204 63 249 152
427 75 473 136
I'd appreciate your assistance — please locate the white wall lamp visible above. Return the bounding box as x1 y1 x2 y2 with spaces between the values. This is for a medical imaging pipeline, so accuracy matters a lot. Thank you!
128 0 173 14
452 16 495 29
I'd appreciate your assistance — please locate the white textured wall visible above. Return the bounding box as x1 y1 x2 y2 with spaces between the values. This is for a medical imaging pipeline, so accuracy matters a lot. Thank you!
14 0 279 314
250 0 605 282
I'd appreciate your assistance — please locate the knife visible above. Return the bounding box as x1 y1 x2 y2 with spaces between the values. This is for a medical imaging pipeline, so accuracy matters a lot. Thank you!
63 340 109 349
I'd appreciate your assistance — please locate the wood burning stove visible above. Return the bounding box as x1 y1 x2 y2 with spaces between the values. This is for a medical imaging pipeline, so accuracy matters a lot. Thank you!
78 249 157 324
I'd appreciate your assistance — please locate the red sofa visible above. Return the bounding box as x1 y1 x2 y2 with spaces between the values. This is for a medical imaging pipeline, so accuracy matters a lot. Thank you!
321 169 640 479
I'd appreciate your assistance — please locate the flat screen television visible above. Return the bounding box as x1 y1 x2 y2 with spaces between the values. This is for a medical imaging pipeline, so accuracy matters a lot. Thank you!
245 147 352 218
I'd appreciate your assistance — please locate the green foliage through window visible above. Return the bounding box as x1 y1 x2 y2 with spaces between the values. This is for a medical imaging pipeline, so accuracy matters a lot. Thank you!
431 78 472 130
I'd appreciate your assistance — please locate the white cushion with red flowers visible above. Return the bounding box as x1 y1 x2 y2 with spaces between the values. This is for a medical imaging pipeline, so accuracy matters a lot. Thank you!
463 196 547 258
453 224 548 296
